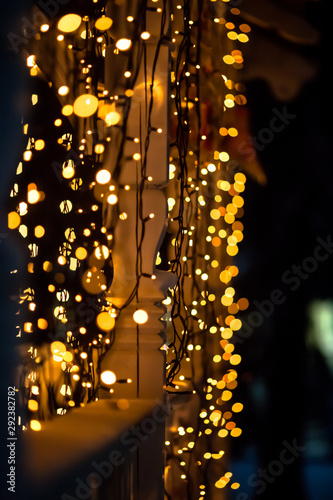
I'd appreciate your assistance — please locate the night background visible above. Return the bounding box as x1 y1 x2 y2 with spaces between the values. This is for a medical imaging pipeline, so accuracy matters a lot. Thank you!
1 1 333 499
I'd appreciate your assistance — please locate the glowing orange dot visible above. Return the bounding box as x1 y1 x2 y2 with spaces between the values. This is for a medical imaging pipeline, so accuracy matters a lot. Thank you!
228 303 239 314
225 315 234 326
237 298 249 310
226 421 236 430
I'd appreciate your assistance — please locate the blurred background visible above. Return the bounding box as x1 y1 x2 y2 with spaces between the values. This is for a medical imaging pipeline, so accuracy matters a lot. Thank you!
228 1 333 499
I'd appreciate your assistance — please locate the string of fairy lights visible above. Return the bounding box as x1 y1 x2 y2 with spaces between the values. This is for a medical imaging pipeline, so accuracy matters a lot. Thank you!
163 1 250 498
8 0 251 497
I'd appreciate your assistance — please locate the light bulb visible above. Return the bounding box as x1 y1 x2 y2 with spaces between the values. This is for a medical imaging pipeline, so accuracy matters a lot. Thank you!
96 169 111 184
57 14 82 33
100 370 117 385
133 309 149 324
116 38 132 51
73 94 98 118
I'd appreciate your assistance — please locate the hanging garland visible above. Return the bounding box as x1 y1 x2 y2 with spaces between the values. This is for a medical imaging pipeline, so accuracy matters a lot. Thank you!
8 0 250 497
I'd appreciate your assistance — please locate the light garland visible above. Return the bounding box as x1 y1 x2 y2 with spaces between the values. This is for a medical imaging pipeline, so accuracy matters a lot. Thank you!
8 0 250 498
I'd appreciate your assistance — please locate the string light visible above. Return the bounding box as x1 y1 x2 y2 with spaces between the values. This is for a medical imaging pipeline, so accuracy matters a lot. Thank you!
9 1 249 497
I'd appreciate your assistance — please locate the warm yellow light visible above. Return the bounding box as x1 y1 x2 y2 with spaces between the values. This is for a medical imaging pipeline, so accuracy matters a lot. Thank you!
37 318 48 330
95 169 111 184
73 94 98 118
223 55 235 65
57 14 82 33
105 110 121 126
58 85 69 96
133 309 149 324
107 194 118 205
28 399 39 412
75 247 88 260
230 354 241 365
30 420 42 431
34 225 45 238
141 31 151 40
51 341 66 355
96 312 115 331
58 255 67 265
24 322 33 333
100 370 117 385
210 209 220 220
116 38 132 51
27 188 40 204
95 16 113 31
62 164 75 179
232 402 243 413
35 139 45 150
207 163 216 172
219 151 230 162
23 150 32 161
230 318 242 331
234 172 246 183
8 212 21 230
62 104 73 116
27 55 35 67
238 33 249 43
94 245 109 260
94 144 105 154
43 261 53 272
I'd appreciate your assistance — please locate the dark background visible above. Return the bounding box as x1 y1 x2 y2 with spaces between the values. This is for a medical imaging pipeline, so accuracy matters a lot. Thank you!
229 1 333 499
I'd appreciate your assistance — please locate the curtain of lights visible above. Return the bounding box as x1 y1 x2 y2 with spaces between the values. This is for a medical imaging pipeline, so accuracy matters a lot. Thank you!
8 0 250 498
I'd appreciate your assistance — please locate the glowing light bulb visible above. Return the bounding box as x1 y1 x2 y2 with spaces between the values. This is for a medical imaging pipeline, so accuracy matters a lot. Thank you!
116 38 132 51
30 420 42 431
94 144 105 154
107 194 118 205
96 312 115 331
96 169 111 184
62 104 73 116
8 212 21 230
57 14 82 33
105 110 120 126
73 94 98 118
35 139 45 150
62 164 75 179
141 31 151 40
27 186 40 204
133 309 149 324
95 16 113 31
23 150 32 161
100 370 117 385
58 85 69 96
51 341 66 355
